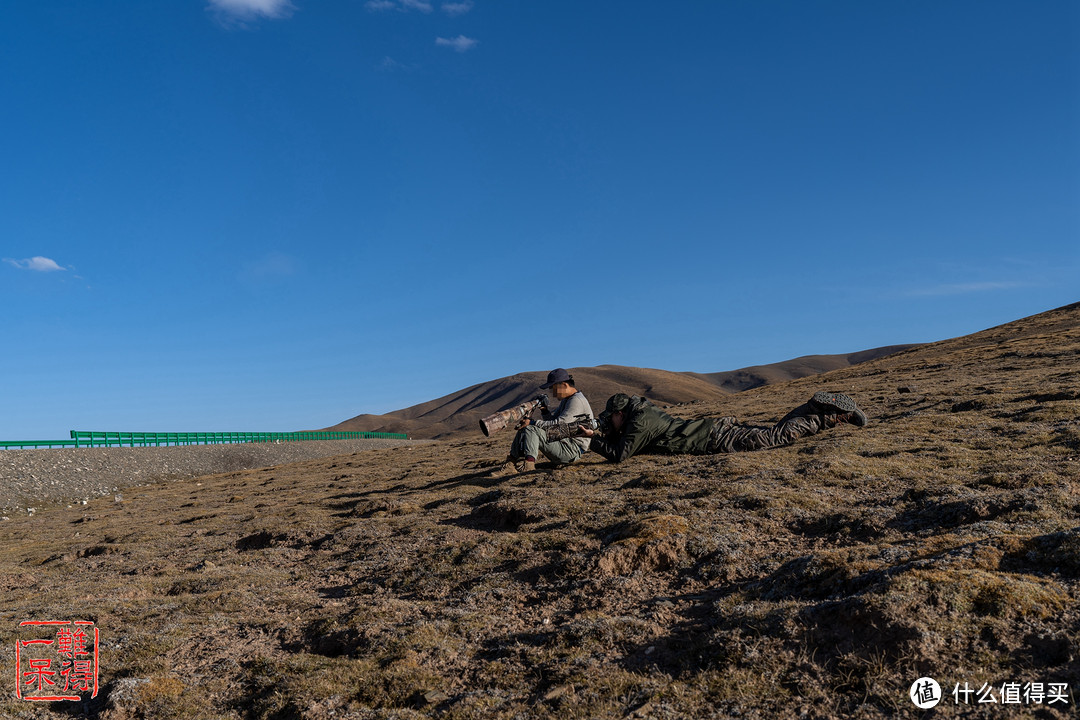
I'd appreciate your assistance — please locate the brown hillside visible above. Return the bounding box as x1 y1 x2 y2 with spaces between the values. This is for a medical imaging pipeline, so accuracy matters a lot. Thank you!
1 303 1077 719
327 366 734 439
686 344 919 392
328 345 919 439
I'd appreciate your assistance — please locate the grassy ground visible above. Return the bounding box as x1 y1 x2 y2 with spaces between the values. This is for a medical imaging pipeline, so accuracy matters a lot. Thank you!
1 303 1078 719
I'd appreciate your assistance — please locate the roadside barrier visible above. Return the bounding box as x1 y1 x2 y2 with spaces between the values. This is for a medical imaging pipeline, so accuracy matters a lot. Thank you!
0 430 407 449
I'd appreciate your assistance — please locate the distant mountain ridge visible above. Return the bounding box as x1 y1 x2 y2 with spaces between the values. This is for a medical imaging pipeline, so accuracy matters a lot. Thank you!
325 344 920 439
685 344 917 393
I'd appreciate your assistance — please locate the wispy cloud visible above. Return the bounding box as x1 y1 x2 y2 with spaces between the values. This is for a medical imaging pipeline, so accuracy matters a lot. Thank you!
906 280 1030 297
241 252 298 284
207 0 294 23
380 56 419 72
4 256 66 272
366 0 433 12
436 34 477 52
442 1 473 16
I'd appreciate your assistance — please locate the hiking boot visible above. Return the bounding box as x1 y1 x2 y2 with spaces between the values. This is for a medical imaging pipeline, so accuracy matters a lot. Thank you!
490 456 527 478
522 459 536 472
809 391 868 427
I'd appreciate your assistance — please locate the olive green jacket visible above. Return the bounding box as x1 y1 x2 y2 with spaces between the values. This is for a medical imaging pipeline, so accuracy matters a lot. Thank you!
590 396 716 463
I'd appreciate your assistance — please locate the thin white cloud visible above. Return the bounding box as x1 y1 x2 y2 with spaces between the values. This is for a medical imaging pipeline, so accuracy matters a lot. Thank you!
906 281 1030 297
208 0 294 22
4 256 66 272
379 56 418 72
436 34 477 52
442 1 473 16
241 252 298 283
366 0 432 12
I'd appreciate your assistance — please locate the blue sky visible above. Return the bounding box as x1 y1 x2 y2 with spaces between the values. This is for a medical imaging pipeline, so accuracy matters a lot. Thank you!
2 0 1077 439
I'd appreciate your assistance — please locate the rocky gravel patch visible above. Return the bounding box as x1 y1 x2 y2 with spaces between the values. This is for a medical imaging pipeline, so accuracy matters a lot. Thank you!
0 438 429 515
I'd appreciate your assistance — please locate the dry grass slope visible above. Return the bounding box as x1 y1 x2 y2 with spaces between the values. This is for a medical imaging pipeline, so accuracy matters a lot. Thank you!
1 304 1077 719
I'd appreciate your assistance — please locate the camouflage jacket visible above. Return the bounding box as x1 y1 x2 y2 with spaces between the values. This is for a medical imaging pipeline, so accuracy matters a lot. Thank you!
589 395 716 463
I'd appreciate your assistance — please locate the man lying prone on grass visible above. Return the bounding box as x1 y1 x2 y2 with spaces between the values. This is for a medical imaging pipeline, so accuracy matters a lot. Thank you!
579 391 868 463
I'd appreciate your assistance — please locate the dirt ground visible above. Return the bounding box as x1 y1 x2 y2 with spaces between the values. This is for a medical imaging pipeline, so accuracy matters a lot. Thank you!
1 303 1078 719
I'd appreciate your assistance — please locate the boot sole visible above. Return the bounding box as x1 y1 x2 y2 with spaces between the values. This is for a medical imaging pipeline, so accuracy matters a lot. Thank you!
810 391 858 414
810 391 868 427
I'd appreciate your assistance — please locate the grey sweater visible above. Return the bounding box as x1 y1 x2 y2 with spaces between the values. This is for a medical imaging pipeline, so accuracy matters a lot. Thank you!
533 391 594 451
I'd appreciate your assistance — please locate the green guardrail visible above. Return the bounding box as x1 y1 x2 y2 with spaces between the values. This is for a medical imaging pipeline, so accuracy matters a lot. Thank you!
0 440 82 449
0 430 407 450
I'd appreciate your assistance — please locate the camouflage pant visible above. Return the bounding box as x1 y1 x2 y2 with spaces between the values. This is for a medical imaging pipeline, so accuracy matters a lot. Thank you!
510 425 584 464
706 404 831 453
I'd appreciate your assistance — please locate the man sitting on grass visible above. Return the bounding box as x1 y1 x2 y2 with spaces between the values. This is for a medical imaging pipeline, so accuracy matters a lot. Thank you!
492 368 595 476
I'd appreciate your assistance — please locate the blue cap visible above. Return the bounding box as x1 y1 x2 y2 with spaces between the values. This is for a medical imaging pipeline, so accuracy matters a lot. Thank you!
540 368 572 389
